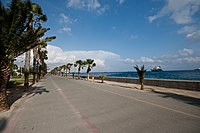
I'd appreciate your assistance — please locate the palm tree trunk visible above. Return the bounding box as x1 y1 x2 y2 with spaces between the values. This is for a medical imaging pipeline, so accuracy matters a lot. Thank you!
78 67 81 79
24 19 32 89
32 47 37 84
0 63 10 112
36 60 39 82
139 77 144 90
68 69 71 77
38 65 41 79
24 50 30 89
66 69 67 77
87 73 90 80
41 59 44 78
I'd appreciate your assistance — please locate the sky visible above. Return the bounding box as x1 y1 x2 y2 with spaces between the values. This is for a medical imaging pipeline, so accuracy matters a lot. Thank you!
4 0 200 72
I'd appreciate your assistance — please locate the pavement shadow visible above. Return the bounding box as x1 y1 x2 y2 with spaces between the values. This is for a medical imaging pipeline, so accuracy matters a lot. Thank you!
152 91 200 107
7 85 49 108
26 87 50 98
0 118 7 132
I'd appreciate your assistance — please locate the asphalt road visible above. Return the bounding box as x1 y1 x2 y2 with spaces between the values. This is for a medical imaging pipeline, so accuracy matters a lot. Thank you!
3 75 200 133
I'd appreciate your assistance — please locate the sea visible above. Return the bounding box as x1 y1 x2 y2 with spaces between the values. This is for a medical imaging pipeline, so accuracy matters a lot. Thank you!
87 70 200 81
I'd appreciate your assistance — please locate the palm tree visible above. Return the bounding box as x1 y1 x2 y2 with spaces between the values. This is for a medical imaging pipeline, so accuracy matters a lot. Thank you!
74 60 86 79
60 65 66 76
33 36 55 83
51 67 60 75
24 2 47 87
99 75 105 83
134 65 146 90
85 59 96 80
0 0 49 111
66 63 73 76
50 68 57 75
38 47 48 78
57 66 63 76
24 50 31 88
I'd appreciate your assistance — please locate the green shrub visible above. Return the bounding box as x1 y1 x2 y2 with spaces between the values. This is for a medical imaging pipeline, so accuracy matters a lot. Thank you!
99 75 105 83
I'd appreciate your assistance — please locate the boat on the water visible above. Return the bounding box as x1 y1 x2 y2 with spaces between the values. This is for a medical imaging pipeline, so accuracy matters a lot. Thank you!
194 68 200 70
151 66 163 72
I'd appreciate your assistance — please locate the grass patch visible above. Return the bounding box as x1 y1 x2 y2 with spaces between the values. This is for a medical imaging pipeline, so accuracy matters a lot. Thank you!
8 75 34 87
12 76 22 79
8 78 24 87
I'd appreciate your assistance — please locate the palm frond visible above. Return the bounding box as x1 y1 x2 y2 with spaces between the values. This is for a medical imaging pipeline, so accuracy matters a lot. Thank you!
134 65 146 78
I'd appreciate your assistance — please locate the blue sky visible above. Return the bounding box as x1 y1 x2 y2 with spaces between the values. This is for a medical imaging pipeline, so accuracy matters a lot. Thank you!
4 0 200 71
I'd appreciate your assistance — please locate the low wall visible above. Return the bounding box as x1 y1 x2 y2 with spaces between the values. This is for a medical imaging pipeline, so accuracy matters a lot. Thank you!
93 76 200 91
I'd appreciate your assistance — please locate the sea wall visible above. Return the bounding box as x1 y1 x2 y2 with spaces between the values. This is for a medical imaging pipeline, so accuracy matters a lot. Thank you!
93 76 200 91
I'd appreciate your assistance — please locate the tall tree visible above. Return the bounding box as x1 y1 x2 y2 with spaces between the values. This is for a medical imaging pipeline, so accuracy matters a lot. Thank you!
0 0 50 112
60 65 66 76
66 63 73 76
74 60 86 79
32 46 38 83
50 67 60 75
33 36 55 82
134 65 146 90
38 46 48 78
24 2 47 87
85 59 96 80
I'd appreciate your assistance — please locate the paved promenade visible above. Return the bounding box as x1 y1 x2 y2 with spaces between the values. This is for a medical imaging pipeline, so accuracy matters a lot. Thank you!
1 75 200 133
93 79 200 99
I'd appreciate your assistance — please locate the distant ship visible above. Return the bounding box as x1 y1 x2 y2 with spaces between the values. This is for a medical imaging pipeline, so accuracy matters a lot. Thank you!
194 68 200 70
151 66 163 72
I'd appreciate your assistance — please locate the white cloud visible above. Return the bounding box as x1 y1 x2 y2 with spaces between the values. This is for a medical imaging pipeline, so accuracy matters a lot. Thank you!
46 45 200 71
67 0 83 8
155 48 200 69
62 27 72 32
58 13 77 34
67 0 110 15
67 0 100 10
116 0 125 5
46 45 121 71
177 56 200 63
14 46 200 71
178 26 200 42
137 57 155 63
88 0 101 10
149 0 200 24
148 16 157 23
178 48 193 56
124 58 135 63
59 27 72 34
149 0 200 42
59 13 75 24
178 26 197 34
97 4 109 15
124 56 162 67
123 48 200 70
186 29 200 41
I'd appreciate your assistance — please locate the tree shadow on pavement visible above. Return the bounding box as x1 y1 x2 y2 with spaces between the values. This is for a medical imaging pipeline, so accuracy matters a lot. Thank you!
25 87 50 99
7 85 49 108
152 91 200 107
0 118 7 132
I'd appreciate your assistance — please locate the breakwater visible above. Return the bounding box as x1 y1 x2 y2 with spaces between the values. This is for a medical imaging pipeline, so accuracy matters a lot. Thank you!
93 76 200 91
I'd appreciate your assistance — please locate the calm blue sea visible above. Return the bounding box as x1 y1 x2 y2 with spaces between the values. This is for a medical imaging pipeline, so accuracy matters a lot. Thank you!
88 70 200 81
